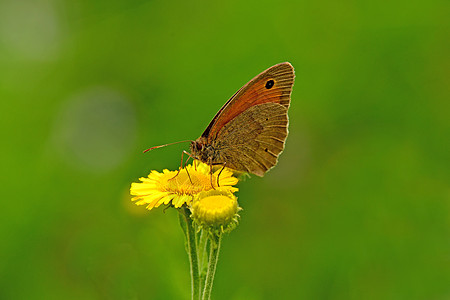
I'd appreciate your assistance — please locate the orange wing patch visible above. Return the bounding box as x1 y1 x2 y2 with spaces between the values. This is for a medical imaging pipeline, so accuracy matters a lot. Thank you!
203 62 294 141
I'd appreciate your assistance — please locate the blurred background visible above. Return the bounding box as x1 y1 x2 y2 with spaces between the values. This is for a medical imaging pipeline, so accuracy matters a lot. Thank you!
1 0 448 299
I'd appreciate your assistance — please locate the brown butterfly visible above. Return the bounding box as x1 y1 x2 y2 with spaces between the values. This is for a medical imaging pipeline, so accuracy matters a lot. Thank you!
146 62 295 177
190 62 295 176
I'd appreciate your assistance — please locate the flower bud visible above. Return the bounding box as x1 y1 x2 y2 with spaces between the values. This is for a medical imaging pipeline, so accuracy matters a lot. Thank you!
191 190 241 234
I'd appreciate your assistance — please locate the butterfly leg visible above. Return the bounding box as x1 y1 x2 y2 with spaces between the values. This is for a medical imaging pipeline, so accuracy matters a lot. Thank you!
216 162 227 187
209 163 215 190
169 150 194 184
183 150 194 184
182 150 193 173
207 161 227 189
207 157 217 190
169 151 185 179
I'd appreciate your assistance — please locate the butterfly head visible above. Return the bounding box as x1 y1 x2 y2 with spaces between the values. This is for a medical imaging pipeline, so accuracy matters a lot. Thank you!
190 137 213 163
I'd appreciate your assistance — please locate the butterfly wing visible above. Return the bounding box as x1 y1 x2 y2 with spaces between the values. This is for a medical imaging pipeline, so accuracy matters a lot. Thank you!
212 102 289 176
199 62 295 176
201 62 294 140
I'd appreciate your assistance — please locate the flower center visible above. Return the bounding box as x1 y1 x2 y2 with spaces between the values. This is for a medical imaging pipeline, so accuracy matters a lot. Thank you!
164 169 214 195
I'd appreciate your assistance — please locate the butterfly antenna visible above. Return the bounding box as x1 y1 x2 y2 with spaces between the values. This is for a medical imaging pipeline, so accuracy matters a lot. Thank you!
143 140 192 153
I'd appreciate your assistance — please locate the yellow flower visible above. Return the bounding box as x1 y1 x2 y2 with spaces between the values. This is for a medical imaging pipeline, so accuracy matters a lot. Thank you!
191 190 241 233
130 161 238 210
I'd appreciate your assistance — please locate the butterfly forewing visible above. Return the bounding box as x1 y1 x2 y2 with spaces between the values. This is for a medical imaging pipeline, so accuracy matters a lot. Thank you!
202 62 294 140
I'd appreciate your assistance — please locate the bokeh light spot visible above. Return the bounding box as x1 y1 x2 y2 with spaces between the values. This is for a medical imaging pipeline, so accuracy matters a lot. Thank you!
53 87 137 173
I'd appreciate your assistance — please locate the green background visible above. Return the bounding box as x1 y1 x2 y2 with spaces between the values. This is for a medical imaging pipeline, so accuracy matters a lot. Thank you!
1 0 448 299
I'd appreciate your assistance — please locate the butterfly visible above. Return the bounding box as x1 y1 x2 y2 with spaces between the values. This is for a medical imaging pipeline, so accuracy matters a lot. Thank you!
189 62 295 176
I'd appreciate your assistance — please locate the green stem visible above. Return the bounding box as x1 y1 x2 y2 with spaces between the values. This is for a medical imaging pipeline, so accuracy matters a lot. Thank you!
202 233 222 300
197 230 209 293
179 207 200 300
